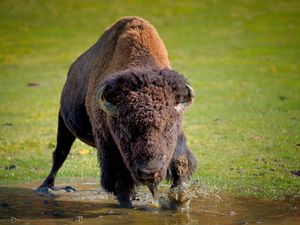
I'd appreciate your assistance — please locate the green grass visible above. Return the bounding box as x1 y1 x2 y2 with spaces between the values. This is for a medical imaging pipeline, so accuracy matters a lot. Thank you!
0 0 299 200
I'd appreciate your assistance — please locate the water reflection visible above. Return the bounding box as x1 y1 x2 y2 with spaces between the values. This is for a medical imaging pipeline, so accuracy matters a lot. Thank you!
0 180 299 225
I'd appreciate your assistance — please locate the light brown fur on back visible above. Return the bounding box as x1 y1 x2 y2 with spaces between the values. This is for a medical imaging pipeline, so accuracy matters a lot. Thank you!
85 17 170 127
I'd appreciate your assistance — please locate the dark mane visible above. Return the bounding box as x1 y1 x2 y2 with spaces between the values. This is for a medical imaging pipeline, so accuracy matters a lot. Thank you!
102 67 190 105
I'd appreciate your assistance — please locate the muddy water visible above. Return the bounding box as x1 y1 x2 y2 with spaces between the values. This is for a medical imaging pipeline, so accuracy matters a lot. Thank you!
0 180 299 225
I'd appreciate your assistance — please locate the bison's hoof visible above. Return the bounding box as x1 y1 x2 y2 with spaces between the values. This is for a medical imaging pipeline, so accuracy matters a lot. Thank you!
119 200 133 208
159 184 192 210
62 186 76 192
36 186 55 197
150 199 160 208
36 186 51 193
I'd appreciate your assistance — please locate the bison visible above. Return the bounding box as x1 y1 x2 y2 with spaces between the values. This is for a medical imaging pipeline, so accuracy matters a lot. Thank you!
38 16 197 208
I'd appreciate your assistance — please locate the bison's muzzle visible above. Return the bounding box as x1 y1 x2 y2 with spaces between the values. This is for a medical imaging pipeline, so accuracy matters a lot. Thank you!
135 155 167 181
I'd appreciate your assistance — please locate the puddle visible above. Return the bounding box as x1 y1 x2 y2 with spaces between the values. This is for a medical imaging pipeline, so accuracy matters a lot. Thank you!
0 179 299 225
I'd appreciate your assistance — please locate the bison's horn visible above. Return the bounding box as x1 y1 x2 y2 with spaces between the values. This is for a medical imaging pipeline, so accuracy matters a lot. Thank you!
96 85 117 117
175 84 195 112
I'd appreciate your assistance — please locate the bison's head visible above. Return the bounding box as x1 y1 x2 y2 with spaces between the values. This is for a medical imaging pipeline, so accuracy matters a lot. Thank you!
96 68 194 184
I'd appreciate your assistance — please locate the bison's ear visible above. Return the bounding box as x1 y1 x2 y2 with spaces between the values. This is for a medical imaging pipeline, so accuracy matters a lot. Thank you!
96 85 118 117
158 68 194 112
174 84 195 112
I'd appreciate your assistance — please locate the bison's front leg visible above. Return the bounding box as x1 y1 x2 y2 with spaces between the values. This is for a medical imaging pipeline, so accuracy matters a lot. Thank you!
170 155 190 188
160 135 197 209
38 113 76 194
100 151 134 208
97 134 135 208
170 134 197 188
161 155 194 210
114 179 134 208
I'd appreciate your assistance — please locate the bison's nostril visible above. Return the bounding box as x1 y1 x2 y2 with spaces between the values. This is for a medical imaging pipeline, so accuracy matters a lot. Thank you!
137 167 159 180
136 158 164 179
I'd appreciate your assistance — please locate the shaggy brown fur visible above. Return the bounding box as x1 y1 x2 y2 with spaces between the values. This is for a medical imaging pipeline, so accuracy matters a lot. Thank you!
38 16 197 208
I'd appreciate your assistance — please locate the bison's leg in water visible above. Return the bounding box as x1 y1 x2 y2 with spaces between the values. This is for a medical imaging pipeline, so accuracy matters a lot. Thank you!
170 134 197 188
98 135 135 208
37 112 76 192
160 137 196 209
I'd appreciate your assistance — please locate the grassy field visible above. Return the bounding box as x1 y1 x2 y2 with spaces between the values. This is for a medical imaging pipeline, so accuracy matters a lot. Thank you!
0 0 299 200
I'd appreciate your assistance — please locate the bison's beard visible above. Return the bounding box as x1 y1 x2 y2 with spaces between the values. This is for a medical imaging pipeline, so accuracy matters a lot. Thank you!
107 119 175 184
